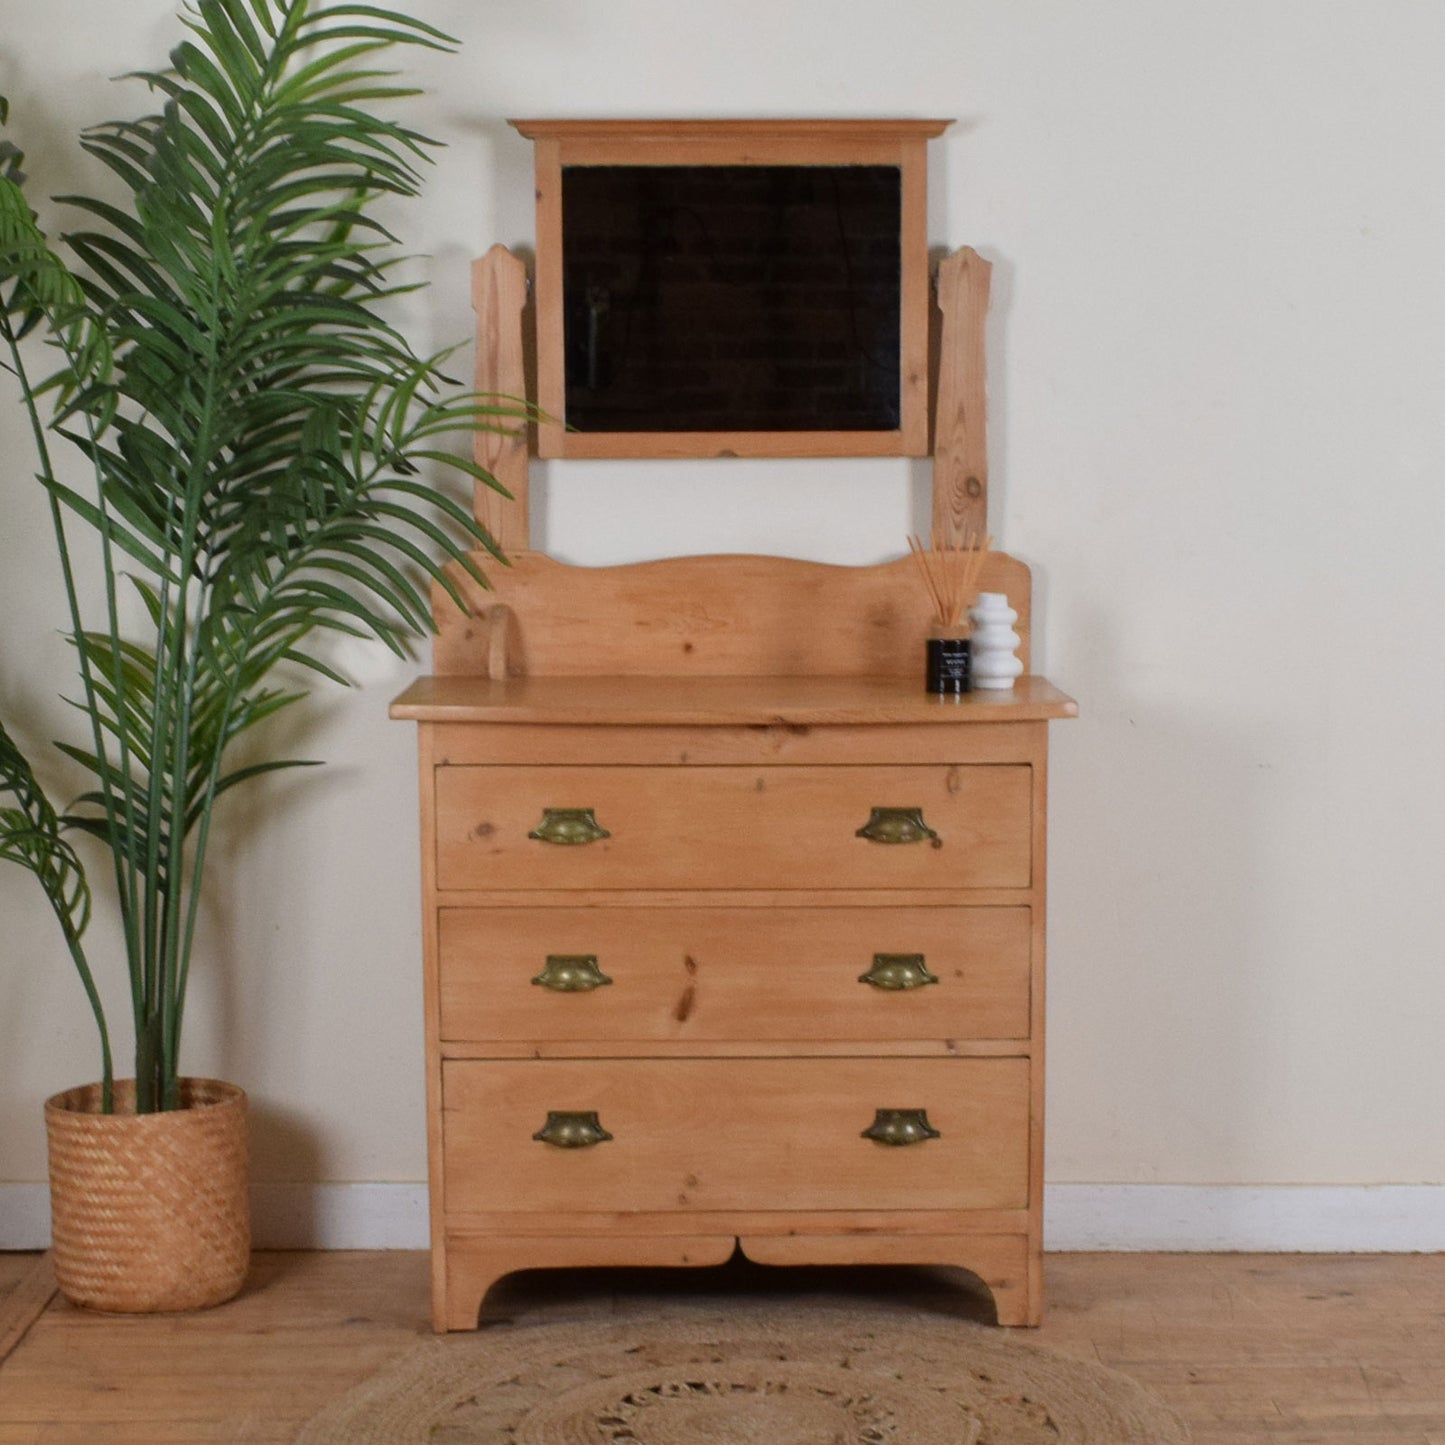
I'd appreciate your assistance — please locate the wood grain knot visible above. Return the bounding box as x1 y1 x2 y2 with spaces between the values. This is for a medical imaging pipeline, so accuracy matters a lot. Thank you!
674 985 696 1023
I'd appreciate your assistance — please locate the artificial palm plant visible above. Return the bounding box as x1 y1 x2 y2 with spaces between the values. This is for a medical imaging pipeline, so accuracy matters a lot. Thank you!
0 0 519 1116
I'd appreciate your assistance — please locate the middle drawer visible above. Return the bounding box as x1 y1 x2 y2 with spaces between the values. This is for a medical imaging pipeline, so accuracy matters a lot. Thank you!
438 905 1031 1043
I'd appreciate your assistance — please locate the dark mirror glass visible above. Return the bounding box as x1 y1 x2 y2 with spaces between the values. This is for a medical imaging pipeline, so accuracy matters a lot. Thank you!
561 164 902 434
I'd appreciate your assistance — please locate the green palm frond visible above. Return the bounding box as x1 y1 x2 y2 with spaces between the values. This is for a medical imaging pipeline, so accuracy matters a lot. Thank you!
0 721 91 938
0 153 111 385
0 719 113 1109
0 2 534 1111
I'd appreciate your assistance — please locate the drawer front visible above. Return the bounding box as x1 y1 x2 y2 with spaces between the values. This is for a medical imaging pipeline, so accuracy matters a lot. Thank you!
433 764 1031 892
442 1057 1029 1214
439 906 1031 1043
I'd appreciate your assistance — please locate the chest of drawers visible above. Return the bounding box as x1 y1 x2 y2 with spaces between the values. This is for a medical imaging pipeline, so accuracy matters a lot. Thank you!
393 669 1075 1329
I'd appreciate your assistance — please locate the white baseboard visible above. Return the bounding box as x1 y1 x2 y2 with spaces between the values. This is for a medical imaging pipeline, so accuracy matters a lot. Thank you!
1044 1184 1445 1253
0 1184 53 1251
245 1182 429 1250
3 1182 1443 1253
0 1182 431 1252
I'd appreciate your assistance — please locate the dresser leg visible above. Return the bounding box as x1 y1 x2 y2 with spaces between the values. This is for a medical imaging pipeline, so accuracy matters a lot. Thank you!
441 1234 738 1331
990 1268 1037 1327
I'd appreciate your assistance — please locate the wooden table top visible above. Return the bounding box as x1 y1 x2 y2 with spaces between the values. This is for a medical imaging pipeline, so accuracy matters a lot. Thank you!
390 674 1078 727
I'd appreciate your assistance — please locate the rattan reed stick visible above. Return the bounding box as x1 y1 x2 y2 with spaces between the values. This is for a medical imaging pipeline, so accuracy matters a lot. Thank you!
906 528 992 631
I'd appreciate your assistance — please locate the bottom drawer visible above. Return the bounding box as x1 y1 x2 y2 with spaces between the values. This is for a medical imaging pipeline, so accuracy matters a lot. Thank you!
442 1057 1029 1215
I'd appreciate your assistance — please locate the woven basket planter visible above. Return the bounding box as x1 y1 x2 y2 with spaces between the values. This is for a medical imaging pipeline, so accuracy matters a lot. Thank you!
45 1077 250 1313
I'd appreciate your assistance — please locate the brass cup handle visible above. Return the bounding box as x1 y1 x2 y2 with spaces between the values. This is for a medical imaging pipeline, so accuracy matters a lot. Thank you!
528 808 611 845
858 953 938 990
532 1111 613 1148
862 1108 941 1146
537 953 615 988
532 955 613 991
855 807 939 845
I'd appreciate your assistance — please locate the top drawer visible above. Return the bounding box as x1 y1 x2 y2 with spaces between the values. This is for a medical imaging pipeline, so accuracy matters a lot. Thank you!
434 764 1031 892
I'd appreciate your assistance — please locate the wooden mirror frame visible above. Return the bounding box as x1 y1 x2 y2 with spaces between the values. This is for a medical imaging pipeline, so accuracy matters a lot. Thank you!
510 118 951 461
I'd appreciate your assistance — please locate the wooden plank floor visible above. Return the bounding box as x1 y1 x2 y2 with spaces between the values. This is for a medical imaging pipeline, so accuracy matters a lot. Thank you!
0 1250 1441 1441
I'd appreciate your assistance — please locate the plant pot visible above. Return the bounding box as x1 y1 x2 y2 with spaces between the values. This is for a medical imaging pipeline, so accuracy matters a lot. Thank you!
45 1077 250 1313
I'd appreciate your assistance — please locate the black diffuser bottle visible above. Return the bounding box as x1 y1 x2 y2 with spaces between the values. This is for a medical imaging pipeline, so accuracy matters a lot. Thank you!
926 633 972 694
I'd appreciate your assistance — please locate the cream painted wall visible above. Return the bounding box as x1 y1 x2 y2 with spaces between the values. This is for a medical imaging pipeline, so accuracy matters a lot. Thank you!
3 0 1444 1203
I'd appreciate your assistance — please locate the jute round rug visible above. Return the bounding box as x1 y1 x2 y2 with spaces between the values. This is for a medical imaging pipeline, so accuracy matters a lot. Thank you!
298 1302 1189 1443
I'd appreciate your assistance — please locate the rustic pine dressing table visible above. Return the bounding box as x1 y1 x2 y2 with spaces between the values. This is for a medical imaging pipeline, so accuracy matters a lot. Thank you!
391 120 1076 1331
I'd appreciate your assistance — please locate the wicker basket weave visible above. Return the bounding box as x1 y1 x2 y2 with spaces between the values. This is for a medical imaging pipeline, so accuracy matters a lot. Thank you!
45 1077 250 1313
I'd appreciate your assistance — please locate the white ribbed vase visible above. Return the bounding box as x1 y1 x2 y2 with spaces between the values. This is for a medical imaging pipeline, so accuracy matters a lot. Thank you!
968 592 1023 689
